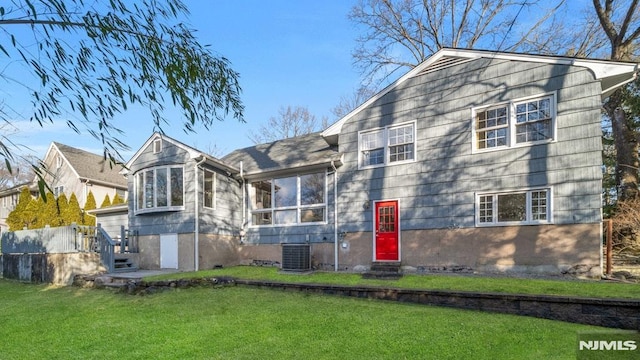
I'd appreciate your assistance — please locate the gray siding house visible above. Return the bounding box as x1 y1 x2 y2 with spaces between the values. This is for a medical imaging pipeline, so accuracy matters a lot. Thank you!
125 48 638 276
124 134 242 270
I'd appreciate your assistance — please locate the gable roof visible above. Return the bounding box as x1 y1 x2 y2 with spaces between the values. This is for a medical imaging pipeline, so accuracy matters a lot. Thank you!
45 142 127 188
0 181 37 197
124 132 239 175
222 132 342 178
322 48 638 144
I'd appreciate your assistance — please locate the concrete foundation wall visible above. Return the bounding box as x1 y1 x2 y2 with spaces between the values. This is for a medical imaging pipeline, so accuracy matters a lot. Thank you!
237 242 335 271
137 224 601 277
230 223 601 276
2 253 104 285
138 233 242 271
138 235 160 270
198 234 241 269
136 234 196 271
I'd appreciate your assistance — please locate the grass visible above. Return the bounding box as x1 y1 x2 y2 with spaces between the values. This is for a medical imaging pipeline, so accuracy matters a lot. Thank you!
0 279 611 359
144 266 640 299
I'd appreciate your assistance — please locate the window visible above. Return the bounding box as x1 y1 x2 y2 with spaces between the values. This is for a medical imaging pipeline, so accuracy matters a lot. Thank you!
54 186 64 198
134 166 184 213
250 172 326 226
476 105 508 149
116 188 126 200
476 188 551 226
203 169 215 209
153 138 162 154
515 97 552 143
473 94 555 151
359 122 415 168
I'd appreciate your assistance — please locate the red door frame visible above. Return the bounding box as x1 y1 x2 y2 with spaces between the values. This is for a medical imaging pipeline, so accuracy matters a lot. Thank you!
373 200 400 261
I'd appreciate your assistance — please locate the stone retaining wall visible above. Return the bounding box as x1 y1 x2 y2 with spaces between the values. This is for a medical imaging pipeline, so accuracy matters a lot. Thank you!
74 275 640 330
237 280 639 330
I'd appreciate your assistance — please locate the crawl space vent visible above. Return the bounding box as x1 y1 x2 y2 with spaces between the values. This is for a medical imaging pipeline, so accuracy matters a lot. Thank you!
281 244 311 272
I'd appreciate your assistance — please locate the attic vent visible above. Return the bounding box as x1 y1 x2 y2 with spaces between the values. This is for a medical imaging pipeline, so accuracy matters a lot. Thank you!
416 56 474 76
281 244 310 272
153 138 162 154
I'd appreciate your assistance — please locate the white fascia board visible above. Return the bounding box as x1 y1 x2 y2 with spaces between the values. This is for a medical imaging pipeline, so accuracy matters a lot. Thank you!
322 48 638 139
124 132 161 169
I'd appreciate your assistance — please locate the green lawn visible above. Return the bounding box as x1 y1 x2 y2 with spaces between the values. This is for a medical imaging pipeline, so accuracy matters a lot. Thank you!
0 280 609 359
145 266 640 299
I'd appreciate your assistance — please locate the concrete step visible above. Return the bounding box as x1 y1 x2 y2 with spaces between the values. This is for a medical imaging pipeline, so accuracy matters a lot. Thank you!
363 262 403 280
113 257 138 272
370 262 401 273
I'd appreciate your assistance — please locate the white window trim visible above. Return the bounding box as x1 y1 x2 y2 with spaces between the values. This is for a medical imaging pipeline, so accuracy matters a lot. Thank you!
475 187 553 227
471 92 557 154
249 171 328 227
134 165 185 214
358 120 417 169
203 169 216 210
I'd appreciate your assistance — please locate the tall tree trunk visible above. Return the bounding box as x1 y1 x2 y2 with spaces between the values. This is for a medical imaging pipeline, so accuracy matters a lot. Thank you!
592 0 640 200
607 91 639 200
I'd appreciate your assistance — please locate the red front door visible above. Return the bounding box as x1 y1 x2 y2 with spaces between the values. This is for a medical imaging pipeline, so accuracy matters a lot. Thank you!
375 200 399 261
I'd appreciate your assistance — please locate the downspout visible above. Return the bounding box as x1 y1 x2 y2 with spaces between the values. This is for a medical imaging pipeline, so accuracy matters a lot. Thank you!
240 161 245 241
331 160 338 272
194 155 207 271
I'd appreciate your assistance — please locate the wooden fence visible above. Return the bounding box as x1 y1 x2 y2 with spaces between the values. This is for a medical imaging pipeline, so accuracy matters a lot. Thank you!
1 223 138 282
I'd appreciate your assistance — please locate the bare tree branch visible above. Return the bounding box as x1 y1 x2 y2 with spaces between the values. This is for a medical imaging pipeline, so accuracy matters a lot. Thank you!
350 0 567 86
247 106 324 144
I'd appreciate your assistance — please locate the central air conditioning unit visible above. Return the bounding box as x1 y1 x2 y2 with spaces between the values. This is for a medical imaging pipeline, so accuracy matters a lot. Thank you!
281 243 311 272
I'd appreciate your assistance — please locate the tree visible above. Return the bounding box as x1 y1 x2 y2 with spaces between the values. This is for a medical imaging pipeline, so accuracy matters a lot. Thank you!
349 0 567 85
247 105 328 144
331 86 378 120
100 194 112 208
38 192 60 227
592 0 640 200
56 193 69 226
22 198 40 229
6 186 33 230
64 193 83 225
0 0 244 170
83 191 97 225
0 146 36 190
111 192 125 205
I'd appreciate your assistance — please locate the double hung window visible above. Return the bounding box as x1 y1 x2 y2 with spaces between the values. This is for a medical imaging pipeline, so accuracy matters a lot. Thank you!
359 122 415 168
474 94 555 151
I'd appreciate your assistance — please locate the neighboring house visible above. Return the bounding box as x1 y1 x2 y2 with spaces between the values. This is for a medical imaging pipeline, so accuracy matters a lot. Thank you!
0 182 38 233
125 48 638 276
1 143 128 234
41 142 128 209
87 203 129 239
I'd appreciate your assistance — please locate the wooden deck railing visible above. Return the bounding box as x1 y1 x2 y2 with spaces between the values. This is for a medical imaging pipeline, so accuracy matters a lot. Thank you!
2 223 138 274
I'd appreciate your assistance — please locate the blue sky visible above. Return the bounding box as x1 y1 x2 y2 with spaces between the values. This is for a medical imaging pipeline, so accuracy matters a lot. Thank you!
2 1 598 162
4 1 362 161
